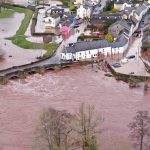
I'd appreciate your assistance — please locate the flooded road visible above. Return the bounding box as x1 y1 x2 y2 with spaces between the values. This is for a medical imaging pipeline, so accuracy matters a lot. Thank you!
0 65 149 150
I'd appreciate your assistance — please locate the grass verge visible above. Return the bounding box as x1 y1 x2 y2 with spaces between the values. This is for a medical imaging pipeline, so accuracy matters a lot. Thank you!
0 9 14 18
5 5 58 59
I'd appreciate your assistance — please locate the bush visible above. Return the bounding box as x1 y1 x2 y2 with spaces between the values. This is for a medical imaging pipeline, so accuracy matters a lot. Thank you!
111 8 119 13
69 4 75 11
78 33 85 41
105 34 114 42
103 1 114 11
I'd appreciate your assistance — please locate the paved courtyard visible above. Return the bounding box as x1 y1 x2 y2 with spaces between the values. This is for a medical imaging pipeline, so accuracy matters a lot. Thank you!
112 37 150 76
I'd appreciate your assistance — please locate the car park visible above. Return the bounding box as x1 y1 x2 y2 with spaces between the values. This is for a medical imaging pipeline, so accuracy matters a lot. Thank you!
121 55 136 64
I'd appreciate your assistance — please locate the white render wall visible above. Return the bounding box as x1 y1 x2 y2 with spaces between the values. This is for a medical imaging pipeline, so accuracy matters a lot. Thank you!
114 3 132 11
61 42 129 61
77 5 92 19
61 37 130 61
44 16 60 27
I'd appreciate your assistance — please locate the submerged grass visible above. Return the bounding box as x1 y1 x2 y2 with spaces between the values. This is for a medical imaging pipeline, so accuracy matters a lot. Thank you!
0 9 14 18
5 5 57 59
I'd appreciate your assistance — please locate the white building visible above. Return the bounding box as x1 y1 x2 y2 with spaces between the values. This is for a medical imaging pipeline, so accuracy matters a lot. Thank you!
44 15 60 27
74 0 99 5
74 0 84 5
61 34 129 61
114 0 132 11
77 5 92 19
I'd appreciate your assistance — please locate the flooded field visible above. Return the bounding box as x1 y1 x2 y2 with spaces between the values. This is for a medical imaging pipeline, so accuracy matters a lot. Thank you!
0 13 45 70
0 65 149 150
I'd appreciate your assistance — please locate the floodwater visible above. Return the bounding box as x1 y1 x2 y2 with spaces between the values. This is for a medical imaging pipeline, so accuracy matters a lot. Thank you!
0 13 45 70
0 65 149 150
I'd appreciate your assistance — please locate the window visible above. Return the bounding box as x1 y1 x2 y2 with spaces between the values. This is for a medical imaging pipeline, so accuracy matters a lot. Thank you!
89 51 90 54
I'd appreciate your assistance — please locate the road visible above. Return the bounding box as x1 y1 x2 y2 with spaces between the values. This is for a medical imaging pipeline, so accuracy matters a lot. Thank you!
113 37 150 76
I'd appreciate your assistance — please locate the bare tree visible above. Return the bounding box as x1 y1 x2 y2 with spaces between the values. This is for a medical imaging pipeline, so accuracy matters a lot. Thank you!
34 105 103 150
128 110 150 150
72 103 103 150
34 108 74 150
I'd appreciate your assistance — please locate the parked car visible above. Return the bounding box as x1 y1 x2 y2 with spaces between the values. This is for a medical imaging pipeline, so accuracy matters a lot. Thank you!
111 62 121 68
121 55 136 64
73 25 79 28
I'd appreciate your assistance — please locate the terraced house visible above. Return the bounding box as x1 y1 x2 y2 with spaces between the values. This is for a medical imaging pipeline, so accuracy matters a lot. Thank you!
61 34 129 61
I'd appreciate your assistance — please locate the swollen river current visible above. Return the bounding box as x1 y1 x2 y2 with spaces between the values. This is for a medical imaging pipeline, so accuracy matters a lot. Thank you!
0 65 149 150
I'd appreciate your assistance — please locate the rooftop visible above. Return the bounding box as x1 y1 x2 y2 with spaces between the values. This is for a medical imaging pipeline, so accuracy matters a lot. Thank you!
110 19 131 31
115 0 132 5
123 7 134 15
135 4 147 16
63 34 128 53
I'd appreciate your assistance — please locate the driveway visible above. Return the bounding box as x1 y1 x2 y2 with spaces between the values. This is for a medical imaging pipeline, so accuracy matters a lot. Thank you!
113 37 150 76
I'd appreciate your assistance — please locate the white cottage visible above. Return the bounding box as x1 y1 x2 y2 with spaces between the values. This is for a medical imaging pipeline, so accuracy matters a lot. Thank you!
77 5 92 19
44 15 60 27
74 0 99 5
114 0 132 11
61 34 129 61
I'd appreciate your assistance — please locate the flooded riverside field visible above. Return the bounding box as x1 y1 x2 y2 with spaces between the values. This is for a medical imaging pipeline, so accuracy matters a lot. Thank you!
0 13 45 70
0 65 150 150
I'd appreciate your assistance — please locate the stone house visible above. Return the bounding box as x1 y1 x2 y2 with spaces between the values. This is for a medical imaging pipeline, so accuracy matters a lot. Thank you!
108 19 133 38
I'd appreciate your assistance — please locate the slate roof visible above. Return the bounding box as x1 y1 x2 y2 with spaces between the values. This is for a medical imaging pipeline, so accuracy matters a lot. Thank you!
115 0 132 4
63 34 128 53
119 20 131 31
90 18 104 24
135 4 147 16
110 34 128 48
92 13 122 20
110 19 131 31
131 16 139 25
123 7 134 15
83 4 93 10
144 1 150 7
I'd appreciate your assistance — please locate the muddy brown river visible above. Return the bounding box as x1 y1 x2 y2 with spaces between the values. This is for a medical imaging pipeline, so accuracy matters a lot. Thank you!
0 65 150 150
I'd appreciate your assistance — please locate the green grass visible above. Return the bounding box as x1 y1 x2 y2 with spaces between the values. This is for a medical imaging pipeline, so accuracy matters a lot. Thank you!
5 5 58 59
0 9 14 18
9 35 57 59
